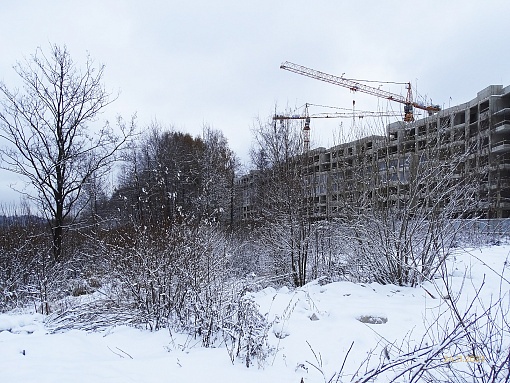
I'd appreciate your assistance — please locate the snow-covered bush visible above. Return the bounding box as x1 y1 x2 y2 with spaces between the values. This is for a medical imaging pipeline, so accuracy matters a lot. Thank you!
95 220 230 333
336 211 471 286
0 224 76 314
223 294 272 368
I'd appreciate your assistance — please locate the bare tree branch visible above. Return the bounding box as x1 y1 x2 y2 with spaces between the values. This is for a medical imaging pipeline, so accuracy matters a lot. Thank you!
0 44 134 261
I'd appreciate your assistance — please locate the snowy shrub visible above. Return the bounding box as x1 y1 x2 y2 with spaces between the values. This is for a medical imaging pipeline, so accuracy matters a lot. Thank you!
97 219 239 335
0 221 45 312
223 295 272 368
0 205 104 314
0 229 76 314
91 216 274 365
46 296 138 332
68 278 97 297
101 223 193 330
87 277 102 289
336 212 463 287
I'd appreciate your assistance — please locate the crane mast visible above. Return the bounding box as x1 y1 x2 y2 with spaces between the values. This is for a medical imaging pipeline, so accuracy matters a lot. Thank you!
280 61 440 122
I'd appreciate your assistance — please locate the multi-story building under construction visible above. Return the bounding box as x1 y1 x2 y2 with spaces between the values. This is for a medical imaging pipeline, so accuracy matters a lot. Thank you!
236 84 510 222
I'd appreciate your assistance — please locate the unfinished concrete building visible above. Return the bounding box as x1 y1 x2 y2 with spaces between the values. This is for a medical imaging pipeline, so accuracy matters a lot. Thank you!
384 85 510 218
303 135 387 219
235 84 510 223
234 170 261 222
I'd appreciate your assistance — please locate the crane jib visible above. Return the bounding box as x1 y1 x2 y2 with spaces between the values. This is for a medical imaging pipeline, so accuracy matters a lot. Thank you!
280 61 440 113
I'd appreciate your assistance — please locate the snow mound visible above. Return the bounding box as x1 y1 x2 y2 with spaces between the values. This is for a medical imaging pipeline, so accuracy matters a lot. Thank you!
0 313 46 334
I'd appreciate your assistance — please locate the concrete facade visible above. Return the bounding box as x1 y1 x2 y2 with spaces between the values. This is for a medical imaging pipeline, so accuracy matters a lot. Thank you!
236 84 510 222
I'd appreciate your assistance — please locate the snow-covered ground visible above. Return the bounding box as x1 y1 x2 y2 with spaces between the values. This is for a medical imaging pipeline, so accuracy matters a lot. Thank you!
1 245 508 382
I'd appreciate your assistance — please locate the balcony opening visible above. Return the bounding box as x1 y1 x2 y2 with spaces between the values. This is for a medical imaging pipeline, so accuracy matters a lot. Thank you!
454 111 466 126
480 100 489 114
469 106 478 123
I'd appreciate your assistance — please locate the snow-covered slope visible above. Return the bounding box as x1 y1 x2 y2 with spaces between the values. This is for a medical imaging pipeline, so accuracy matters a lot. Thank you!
0 245 508 382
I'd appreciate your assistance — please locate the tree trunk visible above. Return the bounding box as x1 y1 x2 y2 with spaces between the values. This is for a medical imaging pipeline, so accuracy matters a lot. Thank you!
52 212 64 262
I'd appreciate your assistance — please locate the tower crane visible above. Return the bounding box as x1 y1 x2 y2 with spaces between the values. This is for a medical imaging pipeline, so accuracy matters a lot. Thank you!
274 104 403 153
280 61 440 123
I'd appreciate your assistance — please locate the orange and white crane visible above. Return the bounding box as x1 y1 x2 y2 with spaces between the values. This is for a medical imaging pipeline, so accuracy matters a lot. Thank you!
280 61 440 123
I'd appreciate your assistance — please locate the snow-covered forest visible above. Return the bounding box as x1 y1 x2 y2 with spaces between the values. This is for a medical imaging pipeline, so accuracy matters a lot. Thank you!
0 45 509 382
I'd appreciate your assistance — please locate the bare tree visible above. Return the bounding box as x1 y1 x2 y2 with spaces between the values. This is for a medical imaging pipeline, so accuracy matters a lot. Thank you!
336 121 480 286
0 44 134 262
200 126 238 226
112 125 206 228
250 113 311 286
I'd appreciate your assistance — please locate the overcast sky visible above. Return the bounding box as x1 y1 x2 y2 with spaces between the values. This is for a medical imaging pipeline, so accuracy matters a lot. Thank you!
1 0 509 205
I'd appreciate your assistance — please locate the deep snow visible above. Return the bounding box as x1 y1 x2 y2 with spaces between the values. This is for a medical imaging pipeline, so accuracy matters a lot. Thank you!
0 245 508 382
